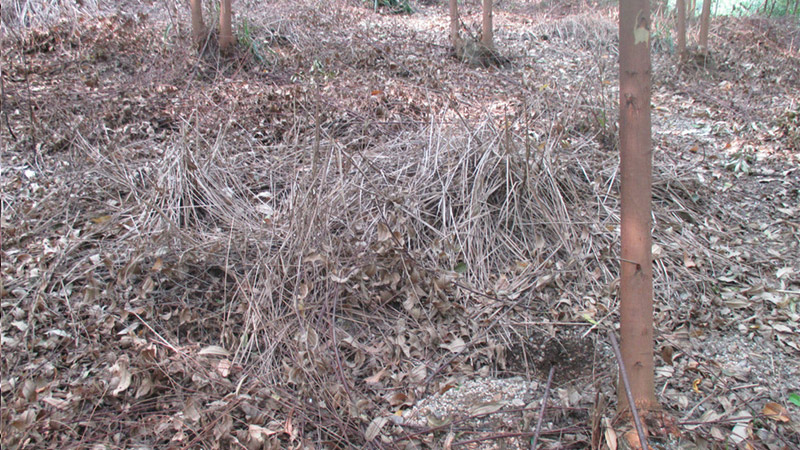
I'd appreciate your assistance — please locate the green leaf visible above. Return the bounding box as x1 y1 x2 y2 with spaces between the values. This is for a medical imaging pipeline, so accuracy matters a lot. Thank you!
454 262 467 274
582 313 599 325
788 392 800 407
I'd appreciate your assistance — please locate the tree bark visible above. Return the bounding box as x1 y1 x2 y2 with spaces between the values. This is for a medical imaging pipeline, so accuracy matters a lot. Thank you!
687 0 695 22
449 0 462 50
481 0 493 49
698 0 711 55
618 0 659 415
676 0 686 63
219 0 233 53
190 0 204 49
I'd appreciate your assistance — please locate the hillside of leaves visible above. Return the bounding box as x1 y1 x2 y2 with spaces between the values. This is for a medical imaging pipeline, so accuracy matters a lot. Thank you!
1 0 798 448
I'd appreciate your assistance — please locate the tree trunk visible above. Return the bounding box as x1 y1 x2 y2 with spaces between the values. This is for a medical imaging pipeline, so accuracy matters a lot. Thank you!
190 0 204 49
687 0 695 22
219 0 233 53
618 0 659 415
449 0 462 50
481 0 493 49
698 0 711 55
676 0 686 63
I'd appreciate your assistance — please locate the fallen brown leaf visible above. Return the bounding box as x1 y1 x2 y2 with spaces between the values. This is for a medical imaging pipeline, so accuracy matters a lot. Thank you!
762 402 791 423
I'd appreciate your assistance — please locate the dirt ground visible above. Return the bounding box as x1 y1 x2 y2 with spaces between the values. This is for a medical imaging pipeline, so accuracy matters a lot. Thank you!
1 0 799 449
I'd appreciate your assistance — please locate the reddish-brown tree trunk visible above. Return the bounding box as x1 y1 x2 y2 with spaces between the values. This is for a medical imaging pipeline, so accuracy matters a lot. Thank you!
482 0 493 49
676 0 686 63
687 0 695 21
449 0 462 50
219 0 233 53
619 0 658 415
190 0 204 48
698 0 711 55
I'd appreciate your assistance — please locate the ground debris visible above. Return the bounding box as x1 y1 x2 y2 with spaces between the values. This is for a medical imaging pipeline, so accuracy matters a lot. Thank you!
2 1 799 449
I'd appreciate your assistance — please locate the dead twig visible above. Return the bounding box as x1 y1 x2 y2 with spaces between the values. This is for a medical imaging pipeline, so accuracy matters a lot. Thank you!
530 365 555 450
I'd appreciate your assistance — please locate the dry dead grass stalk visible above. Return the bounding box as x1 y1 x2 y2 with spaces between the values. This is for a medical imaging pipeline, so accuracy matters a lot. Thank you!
66 92 725 444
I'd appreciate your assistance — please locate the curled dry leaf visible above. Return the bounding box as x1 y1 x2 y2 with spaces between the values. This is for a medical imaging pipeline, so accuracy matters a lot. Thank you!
214 414 234 441
535 273 554 289
184 397 201 423
377 223 392 242
440 337 466 353
408 364 427 383
443 431 456 449
20 379 37 402
762 402 791 422
728 410 752 445
217 358 232 378
623 429 648 450
198 345 230 357
468 400 504 416
365 416 388 441
603 417 618 450
283 415 298 440
683 251 697 269
248 423 279 446
297 282 310 300
110 355 131 396
303 252 326 264
386 391 411 407
135 374 153 398
365 367 387 384
10 409 37 432
42 395 70 410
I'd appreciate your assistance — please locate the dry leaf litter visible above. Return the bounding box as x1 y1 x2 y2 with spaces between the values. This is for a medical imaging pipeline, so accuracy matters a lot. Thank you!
1 1 799 449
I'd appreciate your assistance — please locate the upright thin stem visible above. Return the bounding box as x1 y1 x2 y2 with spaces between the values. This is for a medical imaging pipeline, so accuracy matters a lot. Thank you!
529 366 555 450
609 332 650 450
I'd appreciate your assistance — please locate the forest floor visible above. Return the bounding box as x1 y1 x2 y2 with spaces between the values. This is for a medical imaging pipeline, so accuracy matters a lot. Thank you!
1 0 799 449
